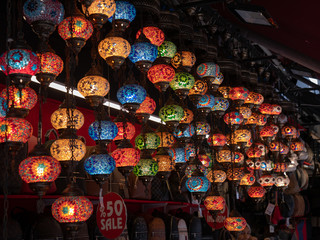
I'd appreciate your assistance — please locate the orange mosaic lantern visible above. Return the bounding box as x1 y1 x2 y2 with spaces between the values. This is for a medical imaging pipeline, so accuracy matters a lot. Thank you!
260 125 275 143
147 64 175 92
224 217 247 231
204 196 225 211
248 184 266 198
240 173 255 186
233 129 251 144
246 146 263 159
179 108 194 124
114 121 136 141
290 140 304 153
206 170 227 183
239 106 252 120
207 133 227 149
259 103 273 115
156 131 175 148
218 86 231 99
281 125 297 141
227 167 244 181
171 51 196 72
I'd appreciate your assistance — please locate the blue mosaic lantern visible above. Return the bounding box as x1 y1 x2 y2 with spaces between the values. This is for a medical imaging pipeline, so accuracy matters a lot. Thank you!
88 120 118 144
168 148 188 164
173 124 195 142
108 1 136 29
23 0 65 38
197 94 214 116
212 97 229 112
196 62 220 79
117 84 147 112
0 97 7 119
128 42 158 72
186 176 210 193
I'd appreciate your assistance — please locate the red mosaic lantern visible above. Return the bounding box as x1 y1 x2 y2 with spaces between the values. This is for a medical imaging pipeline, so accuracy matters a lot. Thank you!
207 133 227 149
257 114 267 127
136 96 156 122
244 92 256 107
227 167 244 181
0 117 33 143
147 64 175 92
253 93 264 106
204 196 225 211
246 146 263 159
229 87 249 105
114 122 136 142
248 184 266 198
136 26 165 46
224 111 244 128
111 147 140 168
240 173 255 186
259 125 275 143
224 217 247 231
259 103 273 115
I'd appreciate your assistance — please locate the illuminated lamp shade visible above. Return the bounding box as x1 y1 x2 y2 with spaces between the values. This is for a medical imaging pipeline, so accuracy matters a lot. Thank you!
234 129 251 145
223 111 244 129
98 36 131 69
52 196 93 223
108 1 136 32
111 147 140 167
196 95 215 116
128 42 158 72
218 86 231 99
19 156 61 195
244 92 256 107
210 72 224 87
229 87 249 106
239 106 252 120
0 86 37 117
168 148 188 164
259 103 273 115
136 96 156 122
23 0 64 38
245 112 258 127
290 140 304 153
170 72 195 99
88 120 118 143
171 51 196 72
185 165 208 178
188 80 208 104
57 16 93 53
255 142 267 156
269 124 279 136
186 176 210 193
50 139 86 162
274 163 288 173
195 121 211 136
275 174 290 188
246 159 262 170
133 159 159 179
36 51 63 87
280 144 289 155
135 133 160 151
157 41 177 64
136 26 165 47
83 0 116 28
0 49 40 87
0 97 7 119
227 167 244 181
204 196 225 211
258 174 275 187
209 170 227 183
51 108 84 131
271 104 282 115
159 104 184 129
217 150 231 163
114 121 135 142
185 143 196 159
147 64 175 92
257 114 267 127
154 154 174 172
212 97 229 117
254 93 264 106
207 133 227 149
224 217 247 232
156 131 175 148
173 124 195 142
77 75 110 108
246 146 263 159
179 108 194 124
196 62 220 80
281 125 297 141
0 117 33 144
260 160 274 172
248 185 266 198
199 154 211 168
240 173 255 186
84 154 116 183
117 84 147 113
259 125 275 143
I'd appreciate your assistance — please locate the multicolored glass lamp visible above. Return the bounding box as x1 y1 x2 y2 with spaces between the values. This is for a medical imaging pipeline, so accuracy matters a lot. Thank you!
173 124 195 143
113 113 135 144
186 174 210 201
168 147 188 171
240 173 255 186
147 64 175 92
194 121 211 143
179 108 194 131
171 51 196 72
207 133 227 151
224 215 247 232
281 125 297 142
136 96 156 123
156 125 175 149
196 94 214 116
135 132 160 154
159 104 184 129
157 41 177 64
108 1 136 33
170 72 195 99
23 0 65 39
136 26 165 47
290 140 304 154
259 103 273 117
188 79 208 105
258 174 275 188
204 195 225 213
196 62 220 91
229 87 250 106
117 84 147 113
223 111 244 129
212 97 229 117
247 182 266 199
129 41 158 72
233 128 251 149
154 148 174 180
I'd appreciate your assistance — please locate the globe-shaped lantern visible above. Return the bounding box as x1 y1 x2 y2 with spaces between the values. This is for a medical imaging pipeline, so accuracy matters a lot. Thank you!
233 128 251 148
186 176 210 200
253 93 264 107
281 125 297 141
50 139 86 164
156 129 175 149
224 111 244 129
271 104 282 116
117 84 147 113
244 92 256 108
136 27 165 47
179 108 194 130
275 174 290 188
260 160 275 172
239 106 252 120
84 153 116 186
83 0 116 28
212 97 229 117
19 155 61 196
290 140 304 153
135 133 160 151
245 112 258 128
170 72 195 99
154 153 174 179
196 94 214 116
229 87 249 106
248 184 266 199
196 62 220 81
58 15 93 54
188 80 208 104
129 42 158 72
194 121 210 143
171 51 196 72
51 107 84 134
208 72 224 92
204 196 225 212
246 146 263 160
108 1 136 32
257 114 267 128
157 41 177 64
133 158 159 184
206 170 227 183
260 125 275 143
207 133 227 150
224 217 247 232
269 141 287 157
173 124 195 143
159 104 184 129
23 0 65 39
147 64 175 92
36 51 64 87
88 120 118 144
218 86 231 99
98 36 131 69
113 121 135 143
0 86 37 117
227 167 244 181
240 173 255 186
258 174 275 187
0 48 40 88
136 96 156 123
259 103 273 116
78 75 110 108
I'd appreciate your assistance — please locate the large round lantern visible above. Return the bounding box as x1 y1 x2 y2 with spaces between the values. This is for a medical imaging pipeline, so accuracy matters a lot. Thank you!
114 121 135 142
108 1 136 32
229 87 249 106
129 42 158 72
188 80 208 104
84 153 115 180
186 176 210 200
248 184 266 198
58 16 93 53
50 139 86 163
171 51 196 72
159 104 184 129
212 97 229 117
204 196 225 212
170 72 195 99
0 117 33 144
136 96 156 122
224 217 247 232
157 41 177 64
207 133 227 150
88 120 118 144
117 84 147 112
136 27 165 47
98 36 131 69
51 107 84 133
196 62 220 80
111 145 140 168
147 64 175 92
23 0 65 38
83 0 116 28
135 133 160 151
224 111 244 129
196 94 214 116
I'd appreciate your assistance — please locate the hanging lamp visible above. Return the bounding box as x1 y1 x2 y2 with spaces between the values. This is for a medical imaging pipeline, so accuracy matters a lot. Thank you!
108 1 136 33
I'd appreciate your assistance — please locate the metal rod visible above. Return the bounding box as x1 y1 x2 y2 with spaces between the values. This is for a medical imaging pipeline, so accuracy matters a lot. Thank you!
242 55 277 62
178 0 224 8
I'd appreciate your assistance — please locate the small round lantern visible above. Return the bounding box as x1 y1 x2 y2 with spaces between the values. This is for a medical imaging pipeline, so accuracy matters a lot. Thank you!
224 111 244 129
108 1 136 32
133 158 159 183
156 131 175 148
218 86 231 99
240 173 255 186
212 97 229 117
136 96 156 123
50 139 86 163
173 124 195 143
154 154 174 179
248 184 266 198
117 84 147 113
196 62 220 82
244 92 256 108
135 133 160 151
246 146 263 159
147 64 175 92
204 196 225 211
260 125 275 143
257 114 267 127
290 140 304 153
159 104 184 129
170 72 195 99
51 107 84 132
129 42 158 72
157 41 177 64
168 148 188 164
196 94 214 116
259 103 273 116
186 176 210 200
88 120 118 144
224 217 247 232
136 27 165 47
227 167 244 181
171 51 196 72
229 87 249 106
83 0 116 28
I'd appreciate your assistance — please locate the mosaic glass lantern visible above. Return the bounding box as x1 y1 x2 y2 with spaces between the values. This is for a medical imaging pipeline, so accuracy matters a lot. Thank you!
0 86 37 117
147 64 175 92
244 92 256 107
52 196 93 223
259 103 273 116
51 108 84 131
98 36 131 69
275 174 290 188
240 173 255 186
260 160 275 172
111 146 140 167
224 217 247 232
188 80 208 104
227 167 244 181
270 124 279 136
218 86 231 99
84 0 116 28
271 104 282 116
245 112 258 127
58 16 93 53
217 150 231 163
170 72 195 99
229 87 249 106
0 97 7 119
234 129 251 146
133 159 159 180
78 75 110 108
186 176 210 193
196 62 220 79
195 121 211 136
246 146 263 159
199 154 211 168
88 120 118 143
253 93 264 106
290 140 304 153
136 27 165 47
50 139 86 162
239 106 252 120
0 48 40 87
114 121 135 142
154 154 174 173
173 124 195 142
159 104 184 129
179 108 194 125
260 125 275 143
129 42 158 72
168 148 188 164
246 159 262 170
108 1 136 32
224 111 244 129
84 153 115 175
23 0 65 38
269 141 287 155
171 51 196 72
248 184 266 198
257 114 267 127
136 96 156 122
196 94 215 115
157 41 177 64
209 72 224 89
156 131 175 148
135 133 160 151
207 133 227 149
204 196 225 211
208 170 227 183
117 84 147 112
281 125 297 141
212 97 229 117
185 165 208 178
0 117 33 143
274 162 288 173
185 143 196 159
258 174 275 187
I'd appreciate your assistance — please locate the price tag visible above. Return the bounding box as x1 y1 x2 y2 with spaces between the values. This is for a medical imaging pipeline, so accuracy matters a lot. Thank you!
97 192 127 239
265 203 275 216
269 225 274 233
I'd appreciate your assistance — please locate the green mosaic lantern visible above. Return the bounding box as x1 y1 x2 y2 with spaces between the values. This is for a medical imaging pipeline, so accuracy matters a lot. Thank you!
135 133 160 151
157 41 177 64
159 104 184 129
133 158 159 188
170 72 195 99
